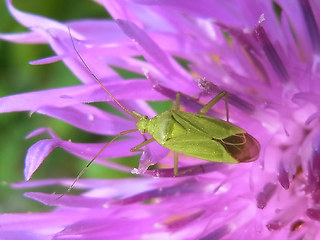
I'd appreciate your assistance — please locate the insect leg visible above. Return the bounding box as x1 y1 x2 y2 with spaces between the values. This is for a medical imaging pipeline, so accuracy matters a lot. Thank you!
198 91 229 122
174 92 181 111
133 145 180 176
174 151 179 176
130 138 156 152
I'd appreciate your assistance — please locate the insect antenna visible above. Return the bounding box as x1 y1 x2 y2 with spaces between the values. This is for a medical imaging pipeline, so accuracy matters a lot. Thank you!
56 128 138 200
56 28 142 199
68 27 141 120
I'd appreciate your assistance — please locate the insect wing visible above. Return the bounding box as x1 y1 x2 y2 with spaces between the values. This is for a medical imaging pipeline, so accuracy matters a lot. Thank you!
167 111 260 163
224 133 260 163
163 133 238 163
172 111 245 139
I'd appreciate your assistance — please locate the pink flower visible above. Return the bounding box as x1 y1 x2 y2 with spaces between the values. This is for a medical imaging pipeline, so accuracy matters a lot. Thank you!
1 0 320 239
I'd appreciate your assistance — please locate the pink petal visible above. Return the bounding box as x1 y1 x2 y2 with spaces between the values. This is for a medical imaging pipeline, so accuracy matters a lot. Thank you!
24 133 143 180
37 105 135 135
24 139 60 181
116 19 193 89
0 80 166 113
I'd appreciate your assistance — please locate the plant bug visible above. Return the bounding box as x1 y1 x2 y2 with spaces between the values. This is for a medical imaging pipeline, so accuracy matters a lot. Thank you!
60 28 260 197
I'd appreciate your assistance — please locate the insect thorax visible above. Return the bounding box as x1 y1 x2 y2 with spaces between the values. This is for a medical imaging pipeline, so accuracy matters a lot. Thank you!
141 111 179 145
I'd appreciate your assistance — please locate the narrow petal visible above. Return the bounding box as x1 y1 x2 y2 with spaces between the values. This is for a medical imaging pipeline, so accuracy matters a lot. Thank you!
37 105 135 135
0 80 166 114
24 139 60 181
24 133 142 180
116 19 193 89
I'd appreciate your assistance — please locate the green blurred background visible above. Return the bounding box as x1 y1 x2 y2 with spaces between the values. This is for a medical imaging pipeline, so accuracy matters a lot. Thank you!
0 0 111 213
0 0 172 213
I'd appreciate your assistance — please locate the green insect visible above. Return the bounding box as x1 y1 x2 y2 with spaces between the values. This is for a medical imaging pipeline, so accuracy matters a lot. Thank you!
62 29 260 196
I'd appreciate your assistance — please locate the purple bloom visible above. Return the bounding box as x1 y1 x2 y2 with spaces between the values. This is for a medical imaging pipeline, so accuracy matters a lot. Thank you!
1 0 320 239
